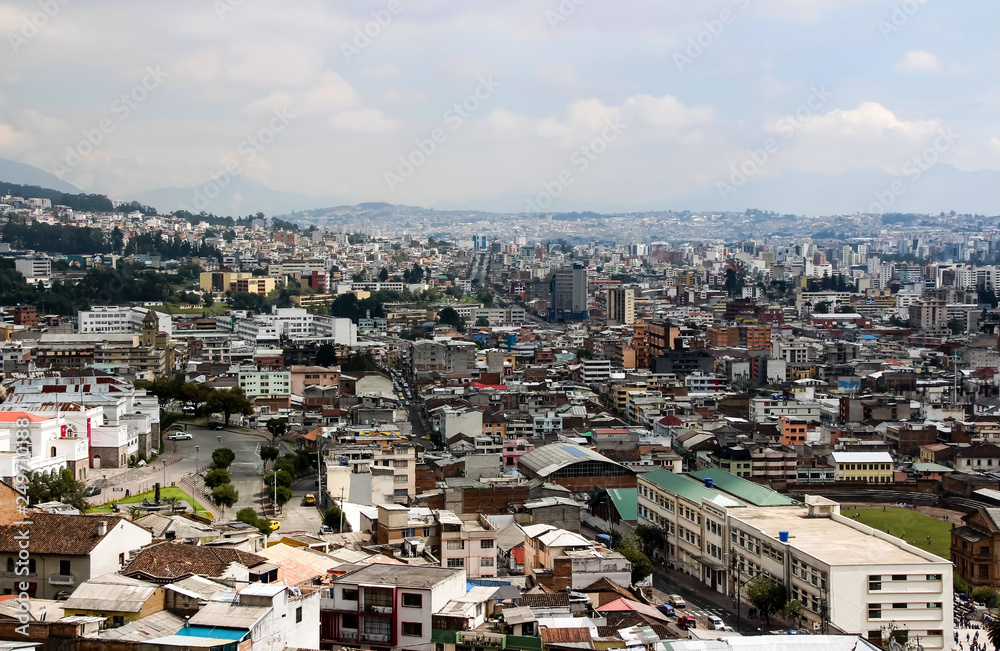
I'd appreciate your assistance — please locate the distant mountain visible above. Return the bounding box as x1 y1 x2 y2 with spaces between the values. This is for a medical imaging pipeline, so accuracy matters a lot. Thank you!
0 158 83 194
129 177 347 218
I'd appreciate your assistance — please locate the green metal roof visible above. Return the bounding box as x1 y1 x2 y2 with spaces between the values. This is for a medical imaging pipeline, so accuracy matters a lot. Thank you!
505 636 542 651
606 488 637 521
912 462 954 473
638 468 743 508
431 630 458 645
687 469 800 507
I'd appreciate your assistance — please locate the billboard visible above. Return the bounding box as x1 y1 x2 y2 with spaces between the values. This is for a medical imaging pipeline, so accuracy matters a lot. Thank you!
838 376 861 392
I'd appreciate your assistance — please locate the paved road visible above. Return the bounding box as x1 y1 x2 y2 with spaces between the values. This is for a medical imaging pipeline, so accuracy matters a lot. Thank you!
651 571 745 633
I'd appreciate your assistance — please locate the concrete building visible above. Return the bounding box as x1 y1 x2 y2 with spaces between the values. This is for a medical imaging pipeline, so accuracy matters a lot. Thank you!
15 255 51 279
320 563 467 651
829 452 893 483
550 265 588 321
78 306 172 336
238 369 292 400
520 524 631 591
607 287 635 325
412 340 476 374
438 511 499 579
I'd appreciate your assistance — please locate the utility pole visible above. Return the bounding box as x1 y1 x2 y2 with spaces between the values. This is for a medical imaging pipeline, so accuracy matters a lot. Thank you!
339 486 345 533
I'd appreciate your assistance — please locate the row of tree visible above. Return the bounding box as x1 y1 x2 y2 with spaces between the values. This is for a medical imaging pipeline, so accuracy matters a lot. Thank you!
135 374 253 425
203 447 239 513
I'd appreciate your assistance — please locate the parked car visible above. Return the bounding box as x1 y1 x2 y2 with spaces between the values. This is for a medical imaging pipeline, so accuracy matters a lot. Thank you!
668 594 687 608
167 431 192 440
656 604 675 617
318 525 334 535
676 615 697 630
707 615 726 630
302 493 316 506
207 422 224 430
83 485 101 497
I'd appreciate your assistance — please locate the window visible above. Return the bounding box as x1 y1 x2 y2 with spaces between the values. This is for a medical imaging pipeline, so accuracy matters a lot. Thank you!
296 607 303 623
342 614 359 629
403 593 422 608
926 602 942 609
481 558 494 567
891 574 906 581
402 528 415 538
402 622 422 637
50 446 57 457
394 460 408 468
342 588 358 601
981 564 990 580
869 579 881 591
926 574 942 581
892 603 907 609
447 540 465 550
447 558 465 568
59 560 71 575
868 604 881 620
481 539 494 549
394 474 408 484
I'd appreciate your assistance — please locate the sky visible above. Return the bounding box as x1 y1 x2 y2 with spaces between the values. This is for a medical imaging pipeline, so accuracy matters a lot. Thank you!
0 0 998 215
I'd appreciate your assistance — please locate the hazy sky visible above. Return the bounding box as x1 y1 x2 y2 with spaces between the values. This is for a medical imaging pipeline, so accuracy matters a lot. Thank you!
1 0 997 211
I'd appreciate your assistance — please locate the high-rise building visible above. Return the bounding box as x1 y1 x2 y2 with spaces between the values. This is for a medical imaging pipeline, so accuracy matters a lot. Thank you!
607 287 635 325
550 264 588 321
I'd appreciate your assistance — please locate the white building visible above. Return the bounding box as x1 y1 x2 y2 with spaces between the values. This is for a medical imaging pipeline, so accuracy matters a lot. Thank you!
0 411 90 483
238 369 292 399
78 306 173 336
750 397 823 423
579 358 612 384
227 307 357 345
15 255 51 279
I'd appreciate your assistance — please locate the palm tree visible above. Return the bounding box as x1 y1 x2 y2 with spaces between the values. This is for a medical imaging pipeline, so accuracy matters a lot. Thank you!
988 617 1000 650
164 496 181 513
126 505 143 520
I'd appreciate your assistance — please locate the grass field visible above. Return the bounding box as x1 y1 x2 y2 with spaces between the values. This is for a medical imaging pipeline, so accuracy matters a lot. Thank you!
851 507 951 559
89 486 211 519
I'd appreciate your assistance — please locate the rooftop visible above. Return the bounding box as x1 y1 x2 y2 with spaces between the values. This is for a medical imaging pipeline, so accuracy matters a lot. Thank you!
638 468 743 509
687 470 799 507
518 443 633 477
334 562 463 588
731 506 948 567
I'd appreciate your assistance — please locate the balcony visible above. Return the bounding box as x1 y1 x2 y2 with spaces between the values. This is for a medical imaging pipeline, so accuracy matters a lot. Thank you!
361 632 392 644
48 574 75 586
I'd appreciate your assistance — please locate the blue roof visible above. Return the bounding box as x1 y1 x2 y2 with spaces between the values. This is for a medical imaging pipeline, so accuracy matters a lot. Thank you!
178 627 249 641
563 445 588 458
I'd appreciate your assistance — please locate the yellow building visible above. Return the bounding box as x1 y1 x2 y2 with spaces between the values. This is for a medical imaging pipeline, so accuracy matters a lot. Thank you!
830 451 893 483
62 575 165 625
613 386 647 414
200 270 252 292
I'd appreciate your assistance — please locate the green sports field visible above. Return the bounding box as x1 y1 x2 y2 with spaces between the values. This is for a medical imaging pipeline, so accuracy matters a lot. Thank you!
850 507 951 560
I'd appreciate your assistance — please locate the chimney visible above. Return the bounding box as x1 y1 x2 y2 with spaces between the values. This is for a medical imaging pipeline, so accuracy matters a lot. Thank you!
97 520 108 536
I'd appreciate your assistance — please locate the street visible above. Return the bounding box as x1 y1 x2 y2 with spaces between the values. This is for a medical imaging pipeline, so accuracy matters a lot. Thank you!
651 569 746 633
93 424 323 535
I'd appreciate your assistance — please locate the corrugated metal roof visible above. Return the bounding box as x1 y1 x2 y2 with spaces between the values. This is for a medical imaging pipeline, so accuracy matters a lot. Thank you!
687 470 799 507
518 443 630 477
64 575 159 613
606 488 638 521
95 610 185 641
188 602 270 629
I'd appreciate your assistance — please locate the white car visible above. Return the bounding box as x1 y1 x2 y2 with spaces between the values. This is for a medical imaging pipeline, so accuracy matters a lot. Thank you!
167 431 192 441
707 615 726 631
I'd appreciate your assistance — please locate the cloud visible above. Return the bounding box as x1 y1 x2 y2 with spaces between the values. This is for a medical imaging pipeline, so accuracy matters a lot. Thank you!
329 109 397 134
895 51 943 73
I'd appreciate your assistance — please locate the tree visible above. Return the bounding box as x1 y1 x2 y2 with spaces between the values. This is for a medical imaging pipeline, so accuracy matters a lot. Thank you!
23 469 87 511
212 447 235 469
989 617 1000 651
204 293 215 308
323 504 352 532
475 316 490 327
576 347 593 360
211 483 238 512
259 445 279 462
973 586 1000 609
378 267 389 282
782 599 803 625
265 469 293 488
236 506 273 536
274 485 293 507
265 418 287 444
111 226 124 254
438 307 464 332
203 387 252 424
633 524 665 559
163 496 182 513
745 574 787 625
204 468 231 489
316 343 337 366
618 546 654 586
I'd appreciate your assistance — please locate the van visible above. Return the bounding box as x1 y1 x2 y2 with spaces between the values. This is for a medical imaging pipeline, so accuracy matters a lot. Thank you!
707 615 726 630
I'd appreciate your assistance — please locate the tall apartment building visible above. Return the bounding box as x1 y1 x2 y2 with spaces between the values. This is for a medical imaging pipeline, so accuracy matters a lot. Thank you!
607 287 635 325
15 255 51 279
411 340 476 374
550 264 588 321
908 298 948 332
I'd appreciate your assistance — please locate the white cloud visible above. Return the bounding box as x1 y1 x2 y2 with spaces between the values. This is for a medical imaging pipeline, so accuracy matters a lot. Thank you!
329 109 397 134
895 51 943 73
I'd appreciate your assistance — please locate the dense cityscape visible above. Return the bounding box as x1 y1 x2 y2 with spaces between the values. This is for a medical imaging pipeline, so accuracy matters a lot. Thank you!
1 2 998 651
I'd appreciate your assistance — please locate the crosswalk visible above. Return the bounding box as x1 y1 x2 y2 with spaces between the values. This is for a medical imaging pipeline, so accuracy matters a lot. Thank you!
675 607 728 622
